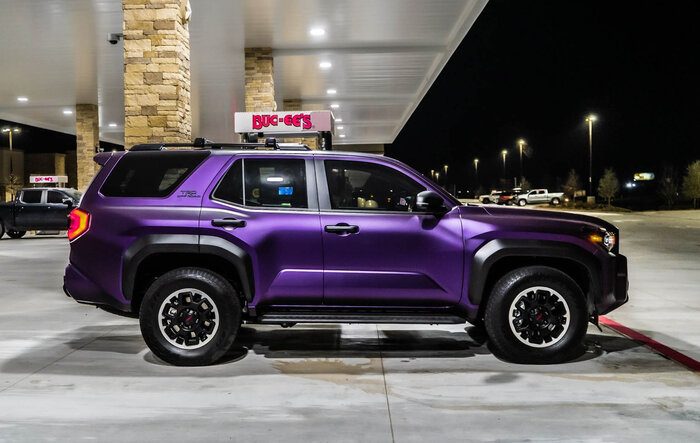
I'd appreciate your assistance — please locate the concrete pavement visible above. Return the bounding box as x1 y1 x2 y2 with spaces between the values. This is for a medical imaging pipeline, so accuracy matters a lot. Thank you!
0 220 699 442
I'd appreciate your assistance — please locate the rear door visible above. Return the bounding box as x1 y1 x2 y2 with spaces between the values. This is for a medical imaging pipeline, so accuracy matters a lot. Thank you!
13 190 45 229
199 155 324 308
317 158 464 307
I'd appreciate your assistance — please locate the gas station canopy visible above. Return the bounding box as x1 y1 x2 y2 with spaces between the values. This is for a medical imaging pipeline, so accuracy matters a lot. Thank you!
0 0 487 146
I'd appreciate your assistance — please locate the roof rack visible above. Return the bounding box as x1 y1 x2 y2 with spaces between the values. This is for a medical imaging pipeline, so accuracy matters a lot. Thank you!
130 137 310 152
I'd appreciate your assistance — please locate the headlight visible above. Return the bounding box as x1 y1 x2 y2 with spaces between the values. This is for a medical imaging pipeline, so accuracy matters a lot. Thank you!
588 230 616 252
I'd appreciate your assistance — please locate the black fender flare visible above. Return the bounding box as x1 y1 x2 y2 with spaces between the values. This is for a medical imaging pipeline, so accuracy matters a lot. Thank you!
468 239 600 308
122 234 254 302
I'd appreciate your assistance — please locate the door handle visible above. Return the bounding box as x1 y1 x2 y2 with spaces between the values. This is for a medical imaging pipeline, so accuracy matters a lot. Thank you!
324 223 359 234
211 218 246 228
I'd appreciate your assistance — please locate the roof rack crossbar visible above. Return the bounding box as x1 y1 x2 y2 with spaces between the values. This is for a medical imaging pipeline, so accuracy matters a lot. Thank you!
130 137 311 152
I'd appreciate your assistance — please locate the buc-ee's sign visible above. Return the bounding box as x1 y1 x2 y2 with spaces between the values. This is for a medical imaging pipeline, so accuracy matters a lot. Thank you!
234 110 334 134
29 175 68 184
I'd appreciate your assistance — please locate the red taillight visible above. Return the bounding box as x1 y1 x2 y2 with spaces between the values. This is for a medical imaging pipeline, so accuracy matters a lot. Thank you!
68 208 90 241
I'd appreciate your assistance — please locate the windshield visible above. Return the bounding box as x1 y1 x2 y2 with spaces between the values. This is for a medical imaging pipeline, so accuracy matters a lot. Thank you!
63 189 82 202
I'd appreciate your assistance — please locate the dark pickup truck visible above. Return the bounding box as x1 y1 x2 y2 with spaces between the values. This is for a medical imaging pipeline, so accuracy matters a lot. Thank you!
0 187 81 239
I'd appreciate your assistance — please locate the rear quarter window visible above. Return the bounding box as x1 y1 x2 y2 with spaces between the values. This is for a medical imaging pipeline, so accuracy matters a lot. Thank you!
100 151 209 198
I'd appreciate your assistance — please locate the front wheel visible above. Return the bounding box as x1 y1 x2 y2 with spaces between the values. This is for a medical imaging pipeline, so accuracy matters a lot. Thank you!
484 266 588 364
7 230 26 239
518 199 527 206
139 267 241 366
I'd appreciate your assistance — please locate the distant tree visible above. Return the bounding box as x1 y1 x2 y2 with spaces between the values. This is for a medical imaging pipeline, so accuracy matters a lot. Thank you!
682 160 700 209
519 177 532 192
597 168 619 207
562 169 582 201
657 165 678 209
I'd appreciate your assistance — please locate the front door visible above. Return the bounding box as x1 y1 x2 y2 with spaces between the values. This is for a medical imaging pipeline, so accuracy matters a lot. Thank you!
200 155 323 309
45 190 72 229
317 158 464 307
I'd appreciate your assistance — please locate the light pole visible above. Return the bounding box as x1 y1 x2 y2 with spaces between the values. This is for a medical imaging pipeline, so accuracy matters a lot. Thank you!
501 149 508 178
585 115 597 197
473 158 479 193
435 172 440 184
430 169 435 180
518 139 525 180
1 127 22 200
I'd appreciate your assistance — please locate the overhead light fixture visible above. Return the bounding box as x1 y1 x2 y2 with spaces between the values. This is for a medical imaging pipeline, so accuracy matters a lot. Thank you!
330 103 340 109
108 122 118 127
339 134 346 138
319 61 332 69
17 96 28 102
63 109 73 115
326 89 337 95
309 28 326 37
337 126 344 130
335 118 342 122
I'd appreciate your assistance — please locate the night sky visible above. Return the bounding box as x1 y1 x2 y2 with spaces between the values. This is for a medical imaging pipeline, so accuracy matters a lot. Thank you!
388 0 700 193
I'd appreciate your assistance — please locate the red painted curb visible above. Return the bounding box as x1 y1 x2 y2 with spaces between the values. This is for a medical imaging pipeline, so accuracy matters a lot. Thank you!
599 316 700 373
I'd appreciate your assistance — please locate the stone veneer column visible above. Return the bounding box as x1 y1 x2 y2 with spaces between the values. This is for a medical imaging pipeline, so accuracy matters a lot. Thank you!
123 0 191 148
245 48 276 112
76 104 99 190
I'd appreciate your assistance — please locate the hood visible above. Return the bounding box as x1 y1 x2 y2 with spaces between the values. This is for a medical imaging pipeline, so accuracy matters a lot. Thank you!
458 204 618 236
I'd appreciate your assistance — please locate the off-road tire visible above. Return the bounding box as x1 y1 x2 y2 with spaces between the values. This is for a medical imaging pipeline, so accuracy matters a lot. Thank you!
7 230 26 239
484 266 587 364
139 267 241 366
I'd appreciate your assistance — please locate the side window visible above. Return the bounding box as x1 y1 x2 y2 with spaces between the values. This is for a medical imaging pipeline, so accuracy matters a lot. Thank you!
324 160 426 212
244 158 307 208
100 151 209 198
21 190 43 204
47 191 65 204
212 160 243 205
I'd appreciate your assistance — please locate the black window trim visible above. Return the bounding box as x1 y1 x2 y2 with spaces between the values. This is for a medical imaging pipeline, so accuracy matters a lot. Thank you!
210 155 319 212
315 158 442 215
98 151 210 199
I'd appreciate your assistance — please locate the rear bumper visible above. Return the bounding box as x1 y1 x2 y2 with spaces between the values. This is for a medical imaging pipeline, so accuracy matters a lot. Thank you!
64 263 130 312
598 253 629 315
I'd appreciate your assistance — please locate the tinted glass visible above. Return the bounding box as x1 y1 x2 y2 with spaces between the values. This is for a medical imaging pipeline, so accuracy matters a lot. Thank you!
212 160 243 205
325 160 426 212
21 190 42 204
243 158 307 208
100 151 208 197
47 191 65 204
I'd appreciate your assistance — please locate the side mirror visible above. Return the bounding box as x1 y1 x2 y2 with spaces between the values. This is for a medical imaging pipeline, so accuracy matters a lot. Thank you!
416 190 446 213
62 198 74 207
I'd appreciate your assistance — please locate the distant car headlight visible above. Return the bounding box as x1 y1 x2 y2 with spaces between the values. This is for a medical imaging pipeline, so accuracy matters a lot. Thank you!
588 230 616 252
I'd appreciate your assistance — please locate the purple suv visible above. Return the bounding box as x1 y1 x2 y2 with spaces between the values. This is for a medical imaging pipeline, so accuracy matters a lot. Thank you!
64 139 628 366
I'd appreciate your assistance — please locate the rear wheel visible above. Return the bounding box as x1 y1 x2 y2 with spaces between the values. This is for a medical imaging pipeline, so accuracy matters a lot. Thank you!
484 266 587 364
550 197 561 205
7 230 26 239
482 198 489 204
518 199 527 206
139 267 241 366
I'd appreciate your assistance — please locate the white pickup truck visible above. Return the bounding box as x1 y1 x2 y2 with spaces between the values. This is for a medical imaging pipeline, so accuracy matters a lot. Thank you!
514 189 564 206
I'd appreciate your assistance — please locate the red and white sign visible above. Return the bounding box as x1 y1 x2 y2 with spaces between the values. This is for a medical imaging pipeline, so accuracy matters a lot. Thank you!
29 175 68 184
234 110 334 134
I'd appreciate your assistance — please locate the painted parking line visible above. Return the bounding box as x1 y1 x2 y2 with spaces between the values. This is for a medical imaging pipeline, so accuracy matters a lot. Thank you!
599 316 700 372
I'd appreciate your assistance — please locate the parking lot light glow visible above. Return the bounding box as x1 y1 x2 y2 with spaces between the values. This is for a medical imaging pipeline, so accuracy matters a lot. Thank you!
335 118 342 122
63 109 73 115
330 103 339 109
17 96 28 102
339 134 346 138
309 27 325 37
337 126 344 130
108 122 117 127
319 61 332 69
326 89 337 95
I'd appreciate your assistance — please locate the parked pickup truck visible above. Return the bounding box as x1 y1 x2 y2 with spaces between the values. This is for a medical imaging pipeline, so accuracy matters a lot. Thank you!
515 189 564 206
479 190 503 204
0 187 81 239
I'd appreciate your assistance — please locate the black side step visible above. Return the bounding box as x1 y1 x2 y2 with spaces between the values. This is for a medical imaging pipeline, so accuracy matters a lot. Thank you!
257 311 465 325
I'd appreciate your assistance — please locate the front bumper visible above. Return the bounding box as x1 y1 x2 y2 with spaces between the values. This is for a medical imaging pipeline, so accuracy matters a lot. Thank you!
598 253 629 315
64 263 130 312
